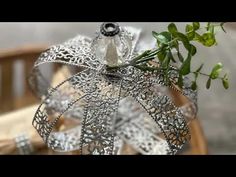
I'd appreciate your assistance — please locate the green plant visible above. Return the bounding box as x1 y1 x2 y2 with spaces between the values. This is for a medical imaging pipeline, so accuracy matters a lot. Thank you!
107 22 229 90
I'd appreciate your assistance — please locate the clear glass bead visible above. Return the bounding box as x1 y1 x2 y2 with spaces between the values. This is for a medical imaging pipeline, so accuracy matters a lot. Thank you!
91 22 132 67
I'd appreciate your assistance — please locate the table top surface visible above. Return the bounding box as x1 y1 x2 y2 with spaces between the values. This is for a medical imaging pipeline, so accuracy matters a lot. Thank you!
0 104 39 139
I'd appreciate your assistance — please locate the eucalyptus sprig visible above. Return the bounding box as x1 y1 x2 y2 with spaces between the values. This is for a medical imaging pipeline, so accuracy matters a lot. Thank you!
107 22 229 90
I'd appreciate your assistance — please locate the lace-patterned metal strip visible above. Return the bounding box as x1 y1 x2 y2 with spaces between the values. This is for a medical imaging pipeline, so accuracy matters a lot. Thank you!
29 25 198 155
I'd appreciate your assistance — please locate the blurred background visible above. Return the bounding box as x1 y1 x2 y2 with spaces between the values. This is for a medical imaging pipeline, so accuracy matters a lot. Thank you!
0 22 235 154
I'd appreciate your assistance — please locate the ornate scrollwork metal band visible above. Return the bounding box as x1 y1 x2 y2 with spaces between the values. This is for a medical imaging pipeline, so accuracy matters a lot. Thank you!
15 133 34 155
29 24 197 155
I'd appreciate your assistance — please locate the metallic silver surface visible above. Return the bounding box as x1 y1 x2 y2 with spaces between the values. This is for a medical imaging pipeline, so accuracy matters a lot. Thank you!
29 23 197 155
15 133 33 155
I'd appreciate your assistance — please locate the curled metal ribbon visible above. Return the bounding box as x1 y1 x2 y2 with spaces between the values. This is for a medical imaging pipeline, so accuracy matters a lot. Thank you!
29 23 197 155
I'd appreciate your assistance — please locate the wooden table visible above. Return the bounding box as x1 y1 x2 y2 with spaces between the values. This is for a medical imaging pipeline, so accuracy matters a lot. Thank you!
0 104 39 140
0 103 208 155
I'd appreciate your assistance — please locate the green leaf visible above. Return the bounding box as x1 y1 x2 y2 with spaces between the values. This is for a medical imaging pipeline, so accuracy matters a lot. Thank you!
194 31 216 47
168 23 178 34
191 81 197 90
180 52 191 75
164 69 170 85
152 31 159 38
178 74 183 89
169 40 178 49
152 31 166 45
177 51 184 62
196 64 204 72
174 41 183 62
222 74 229 89
193 22 200 30
206 22 217 33
167 50 176 63
175 32 191 51
157 49 167 62
201 32 216 47
206 77 211 89
190 44 197 56
185 24 193 32
160 31 172 41
152 31 171 45
209 25 214 34
223 79 229 89
185 24 195 40
194 32 204 43
210 63 223 79
162 54 171 68
152 31 167 44
187 31 195 41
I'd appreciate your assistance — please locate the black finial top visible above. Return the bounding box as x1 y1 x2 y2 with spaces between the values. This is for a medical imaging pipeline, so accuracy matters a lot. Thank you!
100 22 120 37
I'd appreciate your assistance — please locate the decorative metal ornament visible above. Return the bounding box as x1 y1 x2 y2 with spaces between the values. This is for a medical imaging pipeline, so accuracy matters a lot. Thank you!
14 133 34 155
29 22 197 155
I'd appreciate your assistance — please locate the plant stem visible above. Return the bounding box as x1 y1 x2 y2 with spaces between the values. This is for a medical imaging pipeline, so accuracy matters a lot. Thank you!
135 56 156 64
106 63 131 70
191 71 224 80
107 48 163 70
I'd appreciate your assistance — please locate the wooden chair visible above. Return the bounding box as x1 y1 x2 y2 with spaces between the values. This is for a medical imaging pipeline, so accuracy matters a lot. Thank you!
0 45 208 154
0 45 48 114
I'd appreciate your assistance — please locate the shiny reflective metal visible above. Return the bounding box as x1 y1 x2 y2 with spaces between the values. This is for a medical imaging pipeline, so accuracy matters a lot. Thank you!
15 133 33 155
29 22 197 155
